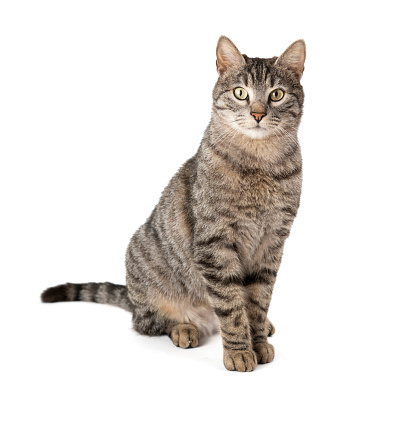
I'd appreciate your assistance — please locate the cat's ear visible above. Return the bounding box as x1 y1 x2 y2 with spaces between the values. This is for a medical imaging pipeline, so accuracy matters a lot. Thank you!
275 40 306 79
216 36 246 76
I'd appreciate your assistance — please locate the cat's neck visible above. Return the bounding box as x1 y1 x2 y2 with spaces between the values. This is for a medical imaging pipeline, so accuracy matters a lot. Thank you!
201 120 302 176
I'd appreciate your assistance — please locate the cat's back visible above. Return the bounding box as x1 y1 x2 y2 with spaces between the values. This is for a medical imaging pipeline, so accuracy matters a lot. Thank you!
126 154 205 299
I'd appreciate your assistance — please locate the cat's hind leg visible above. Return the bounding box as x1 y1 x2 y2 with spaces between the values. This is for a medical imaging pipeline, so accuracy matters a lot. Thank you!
131 297 201 349
132 302 177 337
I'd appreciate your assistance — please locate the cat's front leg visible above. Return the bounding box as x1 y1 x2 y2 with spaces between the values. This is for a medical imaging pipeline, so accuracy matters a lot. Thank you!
245 281 275 364
210 282 257 372
266 317 275 336
195 248 257 372
245 241 285 363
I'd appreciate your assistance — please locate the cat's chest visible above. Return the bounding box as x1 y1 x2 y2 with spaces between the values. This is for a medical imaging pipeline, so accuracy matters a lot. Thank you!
232 172 300 216
232 175 301 261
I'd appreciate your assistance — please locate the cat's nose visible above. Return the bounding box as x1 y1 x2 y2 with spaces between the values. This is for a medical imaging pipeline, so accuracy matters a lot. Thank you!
251 112 266 123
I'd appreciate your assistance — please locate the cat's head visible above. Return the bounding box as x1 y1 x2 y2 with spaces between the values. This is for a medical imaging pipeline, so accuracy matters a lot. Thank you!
212 36 305 140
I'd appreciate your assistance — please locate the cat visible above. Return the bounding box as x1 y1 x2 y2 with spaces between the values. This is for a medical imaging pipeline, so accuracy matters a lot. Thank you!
41 36 306 372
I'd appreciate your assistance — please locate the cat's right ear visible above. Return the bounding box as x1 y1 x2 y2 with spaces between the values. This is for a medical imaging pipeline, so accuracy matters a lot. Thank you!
216 36 246 76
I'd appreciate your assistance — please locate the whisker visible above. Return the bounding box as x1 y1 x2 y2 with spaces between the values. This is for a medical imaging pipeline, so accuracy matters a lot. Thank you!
212 126 236 146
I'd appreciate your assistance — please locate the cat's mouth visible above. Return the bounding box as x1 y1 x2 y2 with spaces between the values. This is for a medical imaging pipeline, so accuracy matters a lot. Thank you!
242 125 271 140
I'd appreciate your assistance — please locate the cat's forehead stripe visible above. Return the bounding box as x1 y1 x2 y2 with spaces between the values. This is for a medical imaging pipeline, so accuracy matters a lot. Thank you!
248 60 269 85
238 58 277 88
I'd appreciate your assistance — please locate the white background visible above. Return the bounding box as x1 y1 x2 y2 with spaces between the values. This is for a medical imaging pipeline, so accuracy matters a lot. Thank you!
1 1 407 421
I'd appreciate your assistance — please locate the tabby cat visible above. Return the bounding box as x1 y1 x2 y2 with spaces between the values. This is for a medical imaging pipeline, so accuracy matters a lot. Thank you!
42 36 306 372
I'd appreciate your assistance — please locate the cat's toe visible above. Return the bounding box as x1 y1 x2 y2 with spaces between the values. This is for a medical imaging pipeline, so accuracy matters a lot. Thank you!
223 350 257 372
169 323 200 349
266 319 275 337
254 342 275 364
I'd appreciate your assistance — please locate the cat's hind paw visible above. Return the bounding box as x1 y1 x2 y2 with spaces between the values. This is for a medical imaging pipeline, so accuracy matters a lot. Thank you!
169 323 200 349
223 350 257 372
254 342 275 364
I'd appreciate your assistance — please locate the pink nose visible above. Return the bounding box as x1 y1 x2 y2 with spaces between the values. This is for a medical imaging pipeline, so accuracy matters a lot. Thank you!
251 112 266 123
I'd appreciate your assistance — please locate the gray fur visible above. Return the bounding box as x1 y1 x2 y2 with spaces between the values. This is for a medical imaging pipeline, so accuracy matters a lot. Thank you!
41 37 306 372
41 282 134 312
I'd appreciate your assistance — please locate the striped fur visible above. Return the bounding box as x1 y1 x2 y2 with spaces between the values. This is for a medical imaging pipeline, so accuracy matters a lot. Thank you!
41 37 306 372
41 282 134 312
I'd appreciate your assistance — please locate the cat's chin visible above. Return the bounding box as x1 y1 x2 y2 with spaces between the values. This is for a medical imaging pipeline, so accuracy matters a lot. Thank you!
241 126 272 140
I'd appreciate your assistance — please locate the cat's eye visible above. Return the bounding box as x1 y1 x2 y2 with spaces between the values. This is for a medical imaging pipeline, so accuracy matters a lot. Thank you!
234 87 248 100
270 89 284 102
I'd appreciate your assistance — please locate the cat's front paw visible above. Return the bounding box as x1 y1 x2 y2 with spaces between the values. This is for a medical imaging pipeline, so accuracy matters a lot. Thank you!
223 350 257 372
266 318 275 337
169 323 200 349
254 342 275 364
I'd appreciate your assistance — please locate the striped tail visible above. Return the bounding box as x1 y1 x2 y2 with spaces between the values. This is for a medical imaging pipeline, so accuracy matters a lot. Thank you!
41 282 134 312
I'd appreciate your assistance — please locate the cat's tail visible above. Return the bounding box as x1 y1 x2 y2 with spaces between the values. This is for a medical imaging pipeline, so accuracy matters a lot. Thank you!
41 282 134 312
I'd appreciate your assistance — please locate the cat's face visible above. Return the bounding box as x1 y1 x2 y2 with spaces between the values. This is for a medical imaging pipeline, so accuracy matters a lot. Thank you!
212 37 305 141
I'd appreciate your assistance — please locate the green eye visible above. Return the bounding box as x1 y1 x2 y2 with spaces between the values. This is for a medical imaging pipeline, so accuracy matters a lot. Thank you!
234 87 248 100
270 89 284 102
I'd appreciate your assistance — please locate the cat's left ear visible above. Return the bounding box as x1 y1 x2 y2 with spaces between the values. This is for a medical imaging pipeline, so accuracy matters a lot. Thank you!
216 36 246 76
275 40 306 80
